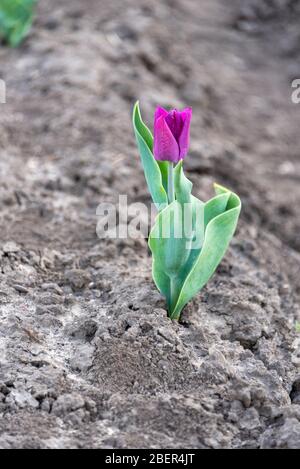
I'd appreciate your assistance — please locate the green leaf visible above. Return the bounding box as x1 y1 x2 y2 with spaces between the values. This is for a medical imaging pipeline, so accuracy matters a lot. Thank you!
149 164 204 312
204 192 230 228
149 202 191 276
149 200 193 309
174 161 193 204
157 160 169 197
149 179 241 319
170 186 241 319
0 0 37 47
132 102 168 210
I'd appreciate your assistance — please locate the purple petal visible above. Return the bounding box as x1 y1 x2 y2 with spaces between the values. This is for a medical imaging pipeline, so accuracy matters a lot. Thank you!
154 115 180 162
178 107 192 159
165 110 184 142
154 106 169 126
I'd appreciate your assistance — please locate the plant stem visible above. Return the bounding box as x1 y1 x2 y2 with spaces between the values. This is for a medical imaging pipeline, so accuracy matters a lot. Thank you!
167 163 176 318
168 162 175 204
168 275 175 316
168 276 179 319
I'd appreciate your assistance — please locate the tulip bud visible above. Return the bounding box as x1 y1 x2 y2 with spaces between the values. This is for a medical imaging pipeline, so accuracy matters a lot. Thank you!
153 107 192 163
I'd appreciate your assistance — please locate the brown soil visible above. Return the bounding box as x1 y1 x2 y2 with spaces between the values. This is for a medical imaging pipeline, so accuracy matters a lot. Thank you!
0 0 300 449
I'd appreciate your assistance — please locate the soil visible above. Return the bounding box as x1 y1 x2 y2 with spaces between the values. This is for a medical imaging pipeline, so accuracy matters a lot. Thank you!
0 0 300 449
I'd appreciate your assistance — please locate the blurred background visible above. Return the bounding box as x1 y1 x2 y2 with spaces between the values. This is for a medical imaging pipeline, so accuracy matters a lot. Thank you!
0 0 300 253
0 0 300 450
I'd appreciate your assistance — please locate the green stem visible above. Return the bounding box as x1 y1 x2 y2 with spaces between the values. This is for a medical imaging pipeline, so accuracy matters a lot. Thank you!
168 162 175 204
168 276 174 317
168 275 179 319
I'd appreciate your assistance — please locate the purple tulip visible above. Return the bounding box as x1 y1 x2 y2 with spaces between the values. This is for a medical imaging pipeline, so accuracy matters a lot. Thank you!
153 106 192 163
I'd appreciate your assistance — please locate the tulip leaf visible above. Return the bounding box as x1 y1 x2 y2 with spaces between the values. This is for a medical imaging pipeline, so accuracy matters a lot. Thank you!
149 164 205 312
133 102 168 209
0 0 37 47
170 186 241 319
149 200 193 311
149 182 240 320
157 160 169 197
204 192 230 228
174 161 193 204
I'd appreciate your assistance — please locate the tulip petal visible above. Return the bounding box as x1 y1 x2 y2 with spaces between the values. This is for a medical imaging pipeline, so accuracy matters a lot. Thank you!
154 115 180 162
154 106 169 124
165 110 184 142
178 107 192 159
